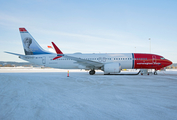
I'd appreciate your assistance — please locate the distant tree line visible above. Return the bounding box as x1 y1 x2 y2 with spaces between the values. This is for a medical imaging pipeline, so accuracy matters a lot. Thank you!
167 65 177 69
0 64 32 67
0 64 14 67
0 61 34 67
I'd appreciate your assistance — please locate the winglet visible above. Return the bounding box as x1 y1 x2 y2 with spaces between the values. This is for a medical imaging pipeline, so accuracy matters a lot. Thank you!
51 42 63 54
51 42 63 60
47 46 52 48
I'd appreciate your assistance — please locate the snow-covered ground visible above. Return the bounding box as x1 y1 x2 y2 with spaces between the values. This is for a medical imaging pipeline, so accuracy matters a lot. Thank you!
0 69 177 120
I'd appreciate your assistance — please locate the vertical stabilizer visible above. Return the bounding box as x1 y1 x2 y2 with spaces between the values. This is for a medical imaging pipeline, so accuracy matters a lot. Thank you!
19 28 51 55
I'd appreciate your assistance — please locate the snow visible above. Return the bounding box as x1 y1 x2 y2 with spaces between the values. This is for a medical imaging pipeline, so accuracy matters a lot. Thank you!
0 69 177 120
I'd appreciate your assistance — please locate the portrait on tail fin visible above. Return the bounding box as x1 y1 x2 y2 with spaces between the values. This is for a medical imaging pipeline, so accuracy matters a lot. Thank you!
23 37 33 55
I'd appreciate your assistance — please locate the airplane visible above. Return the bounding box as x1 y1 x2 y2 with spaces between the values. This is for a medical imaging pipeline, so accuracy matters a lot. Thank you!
5 28 172 75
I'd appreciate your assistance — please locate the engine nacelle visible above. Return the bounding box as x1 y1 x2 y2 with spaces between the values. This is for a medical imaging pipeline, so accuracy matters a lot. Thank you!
104 63 121 74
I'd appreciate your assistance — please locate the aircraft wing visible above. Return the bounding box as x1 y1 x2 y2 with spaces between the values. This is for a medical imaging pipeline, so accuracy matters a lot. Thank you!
51 42 104 69
64 55 104 69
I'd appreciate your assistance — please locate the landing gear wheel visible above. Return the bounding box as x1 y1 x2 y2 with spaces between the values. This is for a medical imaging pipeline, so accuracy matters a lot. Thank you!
154 71 157 75
89 70 95 75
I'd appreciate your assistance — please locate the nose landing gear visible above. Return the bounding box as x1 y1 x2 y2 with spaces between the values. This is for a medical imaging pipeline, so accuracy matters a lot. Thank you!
154 71 158 75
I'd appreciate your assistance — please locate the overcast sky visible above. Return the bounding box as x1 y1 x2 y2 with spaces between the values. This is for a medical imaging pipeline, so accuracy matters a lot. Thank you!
0 0 177 62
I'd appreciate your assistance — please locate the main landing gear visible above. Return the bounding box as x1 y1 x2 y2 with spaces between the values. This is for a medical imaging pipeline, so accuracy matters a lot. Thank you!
89 70 95 75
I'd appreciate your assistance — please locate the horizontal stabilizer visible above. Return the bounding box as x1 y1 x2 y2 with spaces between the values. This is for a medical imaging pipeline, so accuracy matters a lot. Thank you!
4 51 24 56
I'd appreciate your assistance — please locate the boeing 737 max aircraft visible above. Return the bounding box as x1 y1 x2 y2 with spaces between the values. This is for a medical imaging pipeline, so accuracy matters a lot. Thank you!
5 28 172 75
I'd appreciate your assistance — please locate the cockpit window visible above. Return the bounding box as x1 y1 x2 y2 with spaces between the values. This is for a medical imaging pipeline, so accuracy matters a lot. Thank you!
160 57 165 60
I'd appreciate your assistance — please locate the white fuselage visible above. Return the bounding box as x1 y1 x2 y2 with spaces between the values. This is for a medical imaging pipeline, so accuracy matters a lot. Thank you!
20 53 134 69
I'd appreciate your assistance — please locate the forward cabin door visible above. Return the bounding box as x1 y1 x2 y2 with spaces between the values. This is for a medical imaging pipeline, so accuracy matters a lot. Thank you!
152 56 156 63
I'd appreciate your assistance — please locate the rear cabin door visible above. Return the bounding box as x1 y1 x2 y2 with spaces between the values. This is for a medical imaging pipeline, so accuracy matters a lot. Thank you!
42 56 46 64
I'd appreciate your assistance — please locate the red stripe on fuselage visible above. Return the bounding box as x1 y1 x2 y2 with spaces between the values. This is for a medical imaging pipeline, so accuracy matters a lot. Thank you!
133 53 172 70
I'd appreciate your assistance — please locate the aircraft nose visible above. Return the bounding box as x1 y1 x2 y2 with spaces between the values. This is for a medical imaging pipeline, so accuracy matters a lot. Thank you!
167 59 173 66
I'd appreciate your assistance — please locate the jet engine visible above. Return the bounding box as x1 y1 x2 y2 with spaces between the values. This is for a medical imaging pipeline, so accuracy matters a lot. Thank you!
104 63 121 74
